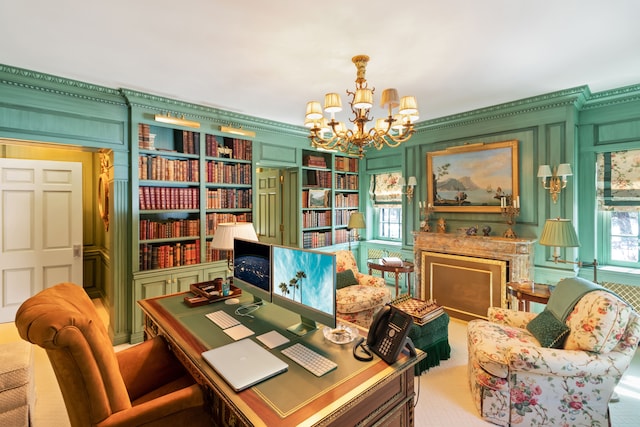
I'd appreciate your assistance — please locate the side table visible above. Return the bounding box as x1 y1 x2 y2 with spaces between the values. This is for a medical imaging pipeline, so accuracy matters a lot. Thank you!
367 259 414 297
506 282 551 311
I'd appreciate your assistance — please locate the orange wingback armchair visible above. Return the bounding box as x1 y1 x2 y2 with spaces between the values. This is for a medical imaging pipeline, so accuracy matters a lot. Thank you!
15 283 210 427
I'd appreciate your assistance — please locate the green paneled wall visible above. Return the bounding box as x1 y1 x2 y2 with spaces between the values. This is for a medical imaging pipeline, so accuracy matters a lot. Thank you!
1 63 638 344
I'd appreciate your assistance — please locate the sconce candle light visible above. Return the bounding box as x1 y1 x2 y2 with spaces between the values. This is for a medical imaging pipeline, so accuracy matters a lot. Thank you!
537 163 572 203
399 176 417 203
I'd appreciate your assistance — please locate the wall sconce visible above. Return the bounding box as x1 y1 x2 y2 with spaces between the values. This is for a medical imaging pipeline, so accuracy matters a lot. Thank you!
537 163 572 203
219 125 256 138
154 113 201 129
399 176 417 203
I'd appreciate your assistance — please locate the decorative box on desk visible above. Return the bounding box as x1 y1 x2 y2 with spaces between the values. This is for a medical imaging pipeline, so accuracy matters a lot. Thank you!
184 280 242 307
391 294 451 374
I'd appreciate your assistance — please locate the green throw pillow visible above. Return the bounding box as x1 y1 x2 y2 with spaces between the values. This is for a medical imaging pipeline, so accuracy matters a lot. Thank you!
336 269 358 289
526 309 570 348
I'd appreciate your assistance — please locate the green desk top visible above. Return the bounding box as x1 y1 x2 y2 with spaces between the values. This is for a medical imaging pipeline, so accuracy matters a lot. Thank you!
153 292 401 418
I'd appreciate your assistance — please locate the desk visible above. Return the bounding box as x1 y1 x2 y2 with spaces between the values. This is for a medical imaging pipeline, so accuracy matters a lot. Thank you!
139 292 423 427
368 259 414 297
507 282 551 311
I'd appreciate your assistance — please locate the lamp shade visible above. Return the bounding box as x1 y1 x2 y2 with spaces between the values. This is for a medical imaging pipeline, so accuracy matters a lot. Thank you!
380 88 400 109
323 93 342 113
537 165 552 178
210 222 258 250
539 218 580 248
347 212 366 229
353 88 373 109
305 101 323 120
557 163 573 177
398 96 418 115
407 176 417 187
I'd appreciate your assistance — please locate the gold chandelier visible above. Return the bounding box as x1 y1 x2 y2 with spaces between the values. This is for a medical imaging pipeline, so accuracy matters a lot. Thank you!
304 55 419 158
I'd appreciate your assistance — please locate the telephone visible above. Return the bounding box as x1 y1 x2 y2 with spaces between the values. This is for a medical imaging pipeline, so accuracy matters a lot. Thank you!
353 304 416 364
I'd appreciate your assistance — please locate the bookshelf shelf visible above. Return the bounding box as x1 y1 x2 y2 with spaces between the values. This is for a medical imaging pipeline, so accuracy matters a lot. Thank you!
135 123 253 273
300 150 360 248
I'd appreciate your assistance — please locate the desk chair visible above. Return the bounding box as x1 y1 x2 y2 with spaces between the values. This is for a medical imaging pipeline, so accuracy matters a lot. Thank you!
15 283 210 427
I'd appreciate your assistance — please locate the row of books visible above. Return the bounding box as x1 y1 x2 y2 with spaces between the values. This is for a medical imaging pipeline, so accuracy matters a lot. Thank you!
139 218 200 240
304 170 332 187
138 155 199 182
205 188 252 209
174 130 200 154
138 124 154 150
334 209 358 226
302 231 332 249
334 174 359 190
205 162 251 184
334 193 359 208
303 154 327 168
334 156 359 172
139 187 199 210
333 228 350 245
205 212 252 235
206 135 252 161
139 240 201 271
205 244 226 263
302 210 331 228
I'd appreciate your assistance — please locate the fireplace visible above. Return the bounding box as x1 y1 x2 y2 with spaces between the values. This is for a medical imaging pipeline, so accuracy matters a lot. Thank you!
414 232 535 320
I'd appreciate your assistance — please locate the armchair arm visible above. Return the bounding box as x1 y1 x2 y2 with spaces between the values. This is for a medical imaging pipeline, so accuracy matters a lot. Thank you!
354 272 386 288
506 344 631 377
489 307 537 329
117 336 187 401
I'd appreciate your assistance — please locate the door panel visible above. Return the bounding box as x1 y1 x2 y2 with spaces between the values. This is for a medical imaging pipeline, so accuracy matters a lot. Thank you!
0 158 82 322
256 168 281 245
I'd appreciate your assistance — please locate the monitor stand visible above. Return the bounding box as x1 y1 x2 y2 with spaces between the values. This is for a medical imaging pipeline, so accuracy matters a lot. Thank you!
287 316 317 336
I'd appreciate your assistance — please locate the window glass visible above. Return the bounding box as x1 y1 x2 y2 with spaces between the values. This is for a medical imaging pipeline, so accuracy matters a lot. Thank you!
609 211 639 264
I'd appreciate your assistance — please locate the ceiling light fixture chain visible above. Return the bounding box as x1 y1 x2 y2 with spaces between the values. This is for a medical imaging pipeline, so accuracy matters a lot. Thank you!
305 54 419 158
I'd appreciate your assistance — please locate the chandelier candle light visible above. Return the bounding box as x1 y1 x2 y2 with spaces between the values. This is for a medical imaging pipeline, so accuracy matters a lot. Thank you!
305 55 419 158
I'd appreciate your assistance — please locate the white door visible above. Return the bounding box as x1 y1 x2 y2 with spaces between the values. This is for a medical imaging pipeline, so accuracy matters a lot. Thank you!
0 158 83 322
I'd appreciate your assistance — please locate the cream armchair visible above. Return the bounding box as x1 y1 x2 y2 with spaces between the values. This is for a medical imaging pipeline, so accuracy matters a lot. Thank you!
467 283 640 426
334 250 391 328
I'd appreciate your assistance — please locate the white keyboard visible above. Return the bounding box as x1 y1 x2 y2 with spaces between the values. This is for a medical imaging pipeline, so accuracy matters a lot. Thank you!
281 343 337 377
205 310 240 329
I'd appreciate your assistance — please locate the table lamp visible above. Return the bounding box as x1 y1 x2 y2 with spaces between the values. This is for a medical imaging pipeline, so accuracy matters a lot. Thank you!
538 218 598 282
210 222 258 270
347 212 366 250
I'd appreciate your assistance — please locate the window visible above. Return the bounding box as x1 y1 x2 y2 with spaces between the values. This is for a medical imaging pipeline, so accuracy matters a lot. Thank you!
371 172 403 241
596 149 640 267
608 211 639 264
378 207 402 240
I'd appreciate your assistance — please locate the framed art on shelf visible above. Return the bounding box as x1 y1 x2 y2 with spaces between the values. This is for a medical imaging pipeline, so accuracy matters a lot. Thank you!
427 140 519 213
308 189 329 208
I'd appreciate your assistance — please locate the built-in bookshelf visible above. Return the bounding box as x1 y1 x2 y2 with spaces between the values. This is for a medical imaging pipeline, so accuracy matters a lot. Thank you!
136 123 252 271
301 149 359 248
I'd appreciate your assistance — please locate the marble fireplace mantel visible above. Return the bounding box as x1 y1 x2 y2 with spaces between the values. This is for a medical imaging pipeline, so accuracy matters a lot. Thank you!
413 232 536 301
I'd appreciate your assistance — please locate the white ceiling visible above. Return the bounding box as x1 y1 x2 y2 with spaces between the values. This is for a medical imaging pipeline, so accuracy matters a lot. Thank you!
2 1 639 126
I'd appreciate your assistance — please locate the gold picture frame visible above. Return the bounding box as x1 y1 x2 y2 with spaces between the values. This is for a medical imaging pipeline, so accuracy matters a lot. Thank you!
427 140 519 213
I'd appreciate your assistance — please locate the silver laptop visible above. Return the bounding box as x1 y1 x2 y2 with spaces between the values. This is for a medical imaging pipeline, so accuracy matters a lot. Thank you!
201 338 288 391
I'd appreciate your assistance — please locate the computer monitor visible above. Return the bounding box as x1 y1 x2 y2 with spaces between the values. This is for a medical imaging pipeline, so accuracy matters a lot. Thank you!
232 238 272 305
271 245 336 336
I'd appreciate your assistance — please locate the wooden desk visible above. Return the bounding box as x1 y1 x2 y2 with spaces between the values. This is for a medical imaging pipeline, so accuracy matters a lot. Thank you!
368 259 415 297
139 292 423 427
507 282 551 311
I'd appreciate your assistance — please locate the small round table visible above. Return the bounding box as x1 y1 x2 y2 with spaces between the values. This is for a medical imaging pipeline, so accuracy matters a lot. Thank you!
507 282 551 311
367 259 414 297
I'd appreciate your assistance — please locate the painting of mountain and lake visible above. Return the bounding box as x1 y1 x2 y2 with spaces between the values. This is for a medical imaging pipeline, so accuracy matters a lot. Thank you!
426 140 519 213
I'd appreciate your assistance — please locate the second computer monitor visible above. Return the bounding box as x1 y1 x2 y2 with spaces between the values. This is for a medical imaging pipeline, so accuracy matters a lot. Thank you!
271 245 336 336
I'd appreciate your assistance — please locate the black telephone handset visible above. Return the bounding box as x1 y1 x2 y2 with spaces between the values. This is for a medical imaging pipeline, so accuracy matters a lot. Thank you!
365 304 415 364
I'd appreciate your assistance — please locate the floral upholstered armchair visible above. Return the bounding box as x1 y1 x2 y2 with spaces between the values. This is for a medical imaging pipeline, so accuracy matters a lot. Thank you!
467 279 640 427
334 250 391 328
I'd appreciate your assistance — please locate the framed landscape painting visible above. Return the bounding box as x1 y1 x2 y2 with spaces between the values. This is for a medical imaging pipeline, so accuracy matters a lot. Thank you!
426 140 519 213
